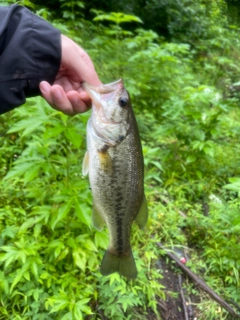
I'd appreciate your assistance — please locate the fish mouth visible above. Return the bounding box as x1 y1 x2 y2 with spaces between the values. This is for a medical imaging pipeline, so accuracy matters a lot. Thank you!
82 79 124 125
83 79 129 145
82 79 123 95
82 79 123 110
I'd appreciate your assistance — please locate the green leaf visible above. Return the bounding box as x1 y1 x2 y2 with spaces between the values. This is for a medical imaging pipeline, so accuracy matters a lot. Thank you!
109 273 121 286
93 12 143 25
73 305 83 319
18 217 37 233
23 164 41 183
75 298 92 314
224 178 240 193
203 146 214 157
23 271 30 281
61 312 73 320
1 226 18 239
186 155 196 163
72 249 86 271
10 270 23 293
64 127 82 148
57 248 69 261
4 161 38 180
94 231 108 249
83 240 97 252
50 199 73 230
47 295 70 313
31 261 39 278
74 199 91 226
33 289 41 302
7 119 44 137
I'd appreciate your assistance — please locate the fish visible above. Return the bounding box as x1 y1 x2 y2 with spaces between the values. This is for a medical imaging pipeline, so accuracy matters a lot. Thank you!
82 79 148 279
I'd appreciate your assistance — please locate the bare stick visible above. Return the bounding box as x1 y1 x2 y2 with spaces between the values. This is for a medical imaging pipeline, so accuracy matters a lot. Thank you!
156 242 240 318
178 274 189 320
157 299 167 312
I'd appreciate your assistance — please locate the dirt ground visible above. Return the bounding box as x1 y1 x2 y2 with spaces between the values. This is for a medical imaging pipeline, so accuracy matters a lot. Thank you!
156 257 200 320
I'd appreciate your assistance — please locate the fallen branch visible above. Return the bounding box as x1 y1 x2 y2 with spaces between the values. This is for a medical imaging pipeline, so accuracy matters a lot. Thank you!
229 299 240 313
157 299 167 312
178 274 189 320
157 299 167 320
186 297 194 319
156 242 240 318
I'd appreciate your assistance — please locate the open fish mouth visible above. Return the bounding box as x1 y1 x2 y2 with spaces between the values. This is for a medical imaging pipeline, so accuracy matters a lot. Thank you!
82 79 123 95
82 79 123 110
82 79 125 125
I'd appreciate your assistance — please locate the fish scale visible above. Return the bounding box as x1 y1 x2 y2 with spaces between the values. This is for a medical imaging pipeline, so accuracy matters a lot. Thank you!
82 79 148 278
90 129 142 255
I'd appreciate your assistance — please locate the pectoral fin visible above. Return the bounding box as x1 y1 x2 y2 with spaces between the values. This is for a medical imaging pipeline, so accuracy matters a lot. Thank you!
82 151 89 176
98 149 112 172
92 203 105 231
135 194 148 229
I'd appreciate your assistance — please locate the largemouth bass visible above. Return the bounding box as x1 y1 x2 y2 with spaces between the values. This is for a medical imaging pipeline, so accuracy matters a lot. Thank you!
82 79 148 279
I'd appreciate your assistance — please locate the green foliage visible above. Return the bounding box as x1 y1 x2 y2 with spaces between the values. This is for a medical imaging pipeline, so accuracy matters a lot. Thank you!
86 9 240 201
92 11 142 25
2 0 240 318
0 98 164 319
85 5 240 316
96 266 163 319
184 196 240 306
0 99 98 319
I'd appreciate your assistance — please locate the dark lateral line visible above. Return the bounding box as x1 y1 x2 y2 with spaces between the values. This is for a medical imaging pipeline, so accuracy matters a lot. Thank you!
116 216 124 253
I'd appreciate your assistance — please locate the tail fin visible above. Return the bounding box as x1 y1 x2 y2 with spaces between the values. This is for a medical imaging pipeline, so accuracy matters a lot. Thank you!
100 250 137 279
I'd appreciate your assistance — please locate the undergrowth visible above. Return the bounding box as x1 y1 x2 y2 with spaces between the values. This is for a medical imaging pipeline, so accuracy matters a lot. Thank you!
1 0 240 318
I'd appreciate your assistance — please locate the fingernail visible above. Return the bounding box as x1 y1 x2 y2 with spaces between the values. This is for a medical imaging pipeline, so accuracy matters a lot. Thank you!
40 81 50 94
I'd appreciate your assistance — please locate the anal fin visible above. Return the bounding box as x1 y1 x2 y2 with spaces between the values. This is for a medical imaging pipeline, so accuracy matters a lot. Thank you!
135 194 148 229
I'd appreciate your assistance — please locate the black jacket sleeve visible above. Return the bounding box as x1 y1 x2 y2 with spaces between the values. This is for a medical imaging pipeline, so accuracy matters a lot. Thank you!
0 4 61 114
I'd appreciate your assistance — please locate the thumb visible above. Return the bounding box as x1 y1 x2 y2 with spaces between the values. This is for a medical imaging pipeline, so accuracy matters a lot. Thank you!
61 35 101 86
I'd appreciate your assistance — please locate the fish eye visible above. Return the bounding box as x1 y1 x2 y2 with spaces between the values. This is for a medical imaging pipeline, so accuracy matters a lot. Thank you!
118 97 128 108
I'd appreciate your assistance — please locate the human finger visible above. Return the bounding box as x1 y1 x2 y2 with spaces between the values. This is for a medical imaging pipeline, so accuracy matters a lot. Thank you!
67 90 91 113
39 81 53 104
61 35 101 86
50 85 76 115
40 82 75 115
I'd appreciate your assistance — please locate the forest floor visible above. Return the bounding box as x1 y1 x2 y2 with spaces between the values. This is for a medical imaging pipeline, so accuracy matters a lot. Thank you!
156 257 200 320
151 250 240 320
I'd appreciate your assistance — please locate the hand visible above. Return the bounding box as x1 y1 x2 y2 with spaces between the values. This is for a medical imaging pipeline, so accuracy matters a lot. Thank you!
39 35 101 115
